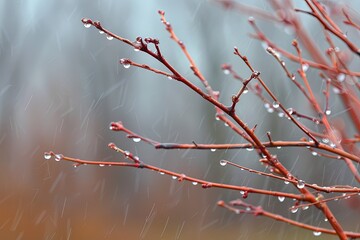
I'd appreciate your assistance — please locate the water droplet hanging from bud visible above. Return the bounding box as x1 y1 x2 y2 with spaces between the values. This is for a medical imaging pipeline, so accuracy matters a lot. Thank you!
44 152 52 160
219 160 227 166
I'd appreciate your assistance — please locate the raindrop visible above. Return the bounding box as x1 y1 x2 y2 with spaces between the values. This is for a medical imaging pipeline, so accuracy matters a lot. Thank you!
322 138 329 144
99 164 105 167
332 87 340 94
134 156 140 161
124 151 130 157
278 112 284 118
277 146 282 149
234 209 241 214
324 218 328 222
172 176 177 180
159 172 165 175
311 151 318 156
44 152 52 160
132 138 141 143
313 231 322 237
286 108 294 115
264 103 270 109
134 48 140 52
297 180 305 189
167 76 172 80
267 108 274 113
278 196 285 202
302 63 309 72
224 122 229 127
243 88 249 94
325 109 331 115
219 160 227 166
337 73 345 82
121 61 131 69
246 146 254 152
109 125 114 130
106 34 113 40
240 191 245 195
272 101 279 108
99 30 104 34
302 205 309 210
223 69 230 75
210 149 217 152
55 154 63 162
192 182 198 186
330 142 336 148
215 116 220 121
291 207 298 213
83 21 91 28
284 181 290 185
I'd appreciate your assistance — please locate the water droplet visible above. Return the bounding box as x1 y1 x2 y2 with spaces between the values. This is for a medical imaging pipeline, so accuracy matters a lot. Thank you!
192 182 198 186
234 209 240 214
159 172 165 175
210 149 216 152
167 76 172 80
172 176 177 180
324 218 328 222
124 151 130 157
55 154 63 162
286 108 294 115
325 109 331 115
106 34 113 40
278 196 285 202
284 181 290 185
311 151 318 156
278 112 284 118
264 103 270 109
272 101 279 108
243 88 249 94
84 22 91 28
322 138 329 143
223 69 230 75
297 180 305 189
332 87 340 94
313 231 322 236
267 108 274 113
302 205 309 210
291 207 298 213
246 146 254 151
99 30 104 34
277 146 282 149
330 142 336 148
134 156 140 161
291 75 296 81
337 73 345 82
215 116 220 121
219 160 227 166
109 125 114 130
240 191 245 195
44 152 52 160
123 63 131 69
224 122 229 127
99 164 105 167
302 63 309 72
132 138 141 143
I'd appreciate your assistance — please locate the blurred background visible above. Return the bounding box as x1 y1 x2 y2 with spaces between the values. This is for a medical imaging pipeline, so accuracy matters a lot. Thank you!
0 0 359 239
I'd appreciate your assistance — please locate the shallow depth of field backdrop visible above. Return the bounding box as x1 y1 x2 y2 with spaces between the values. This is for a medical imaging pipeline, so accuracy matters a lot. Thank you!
1 0 359 239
